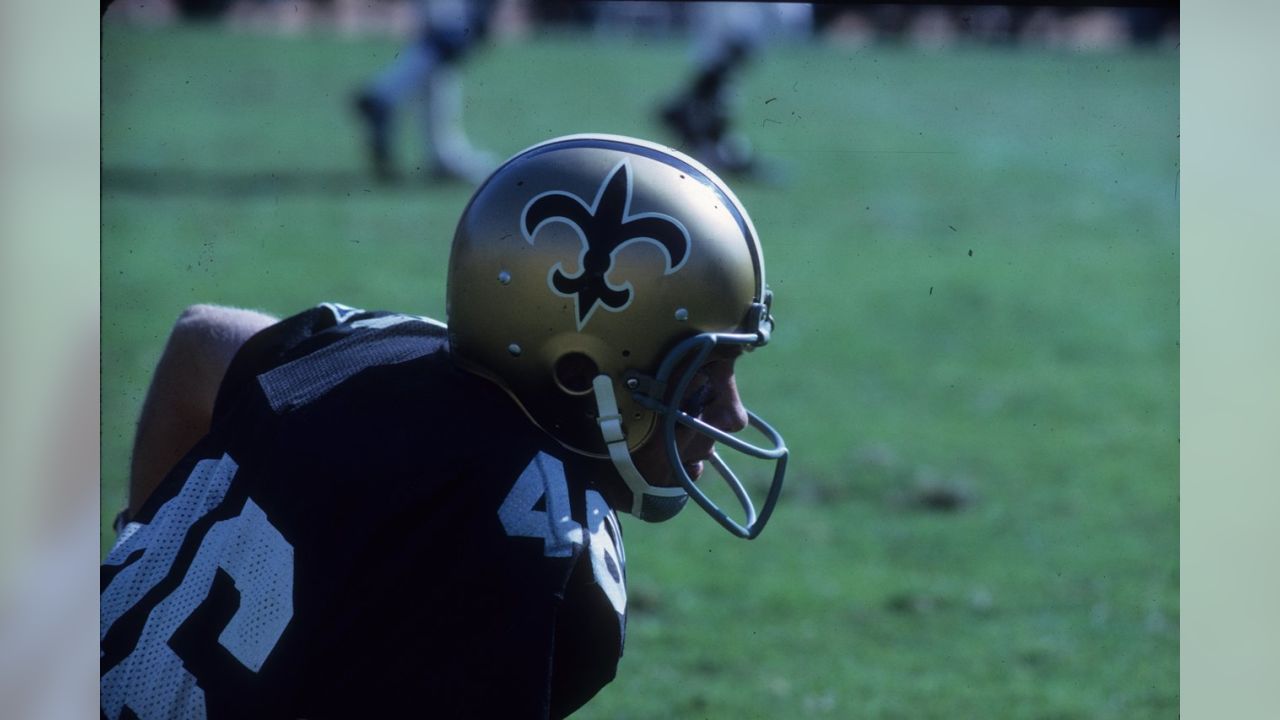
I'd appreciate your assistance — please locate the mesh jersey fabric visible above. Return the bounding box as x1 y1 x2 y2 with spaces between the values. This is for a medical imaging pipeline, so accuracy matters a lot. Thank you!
101 304 625 719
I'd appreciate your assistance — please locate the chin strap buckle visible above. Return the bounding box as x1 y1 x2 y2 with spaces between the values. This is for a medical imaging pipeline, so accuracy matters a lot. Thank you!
592 375 647 516
592 374 685 518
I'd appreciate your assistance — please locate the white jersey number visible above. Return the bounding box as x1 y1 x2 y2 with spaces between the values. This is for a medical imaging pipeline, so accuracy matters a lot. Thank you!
499 453 627 615
101 454 295 720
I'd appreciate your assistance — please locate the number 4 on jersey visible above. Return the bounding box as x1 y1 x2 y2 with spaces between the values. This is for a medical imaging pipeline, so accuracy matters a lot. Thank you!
498 453 584 557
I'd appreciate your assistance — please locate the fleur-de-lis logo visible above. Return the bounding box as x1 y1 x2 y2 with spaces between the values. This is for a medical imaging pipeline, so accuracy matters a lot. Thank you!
522 159 690 329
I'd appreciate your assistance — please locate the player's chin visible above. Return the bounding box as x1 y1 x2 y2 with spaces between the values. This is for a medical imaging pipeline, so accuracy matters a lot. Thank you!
680 444 716 483
683 458 705 481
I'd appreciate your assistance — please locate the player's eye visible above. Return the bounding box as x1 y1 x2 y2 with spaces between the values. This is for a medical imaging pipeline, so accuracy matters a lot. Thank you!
680 377 718 416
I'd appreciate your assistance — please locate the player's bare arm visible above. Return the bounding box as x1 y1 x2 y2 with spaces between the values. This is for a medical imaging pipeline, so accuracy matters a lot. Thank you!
126 304 277 517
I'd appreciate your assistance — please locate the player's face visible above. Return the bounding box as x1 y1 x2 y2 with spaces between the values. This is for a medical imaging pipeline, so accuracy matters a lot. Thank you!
632 346 750 488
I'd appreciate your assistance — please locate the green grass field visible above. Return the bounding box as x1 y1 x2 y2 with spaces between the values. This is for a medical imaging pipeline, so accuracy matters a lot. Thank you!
102 22 1178 719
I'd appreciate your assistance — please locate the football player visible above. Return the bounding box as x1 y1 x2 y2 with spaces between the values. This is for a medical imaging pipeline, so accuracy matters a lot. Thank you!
353 0 499 184
101 134 787 718
657 2 813 181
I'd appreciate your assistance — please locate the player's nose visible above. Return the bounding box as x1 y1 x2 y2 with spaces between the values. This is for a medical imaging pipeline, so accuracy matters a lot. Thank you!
703 374 749 434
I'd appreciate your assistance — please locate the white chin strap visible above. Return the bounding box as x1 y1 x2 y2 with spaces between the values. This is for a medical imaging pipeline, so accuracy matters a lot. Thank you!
592 375 687 520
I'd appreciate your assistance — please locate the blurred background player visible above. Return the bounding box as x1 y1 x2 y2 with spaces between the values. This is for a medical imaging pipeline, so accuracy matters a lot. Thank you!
353 0 498 184
657 2 812 181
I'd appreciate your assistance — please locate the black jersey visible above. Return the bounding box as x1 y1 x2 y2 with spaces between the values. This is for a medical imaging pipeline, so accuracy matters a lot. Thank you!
101 304 626 719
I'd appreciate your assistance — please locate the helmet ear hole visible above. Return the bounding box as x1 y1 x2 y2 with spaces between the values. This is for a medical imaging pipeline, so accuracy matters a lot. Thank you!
553 352 599 396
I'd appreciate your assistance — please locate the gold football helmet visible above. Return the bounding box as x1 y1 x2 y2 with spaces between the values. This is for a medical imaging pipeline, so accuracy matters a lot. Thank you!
447 134 786 538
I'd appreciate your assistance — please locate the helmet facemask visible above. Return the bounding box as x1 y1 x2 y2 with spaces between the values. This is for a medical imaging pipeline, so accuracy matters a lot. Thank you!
590 293 787 539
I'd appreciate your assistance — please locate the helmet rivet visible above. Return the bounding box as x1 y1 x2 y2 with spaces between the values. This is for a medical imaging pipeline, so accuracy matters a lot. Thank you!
674 307 689 322
625 378 639 390
507 343 522 357
498 271 511 285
